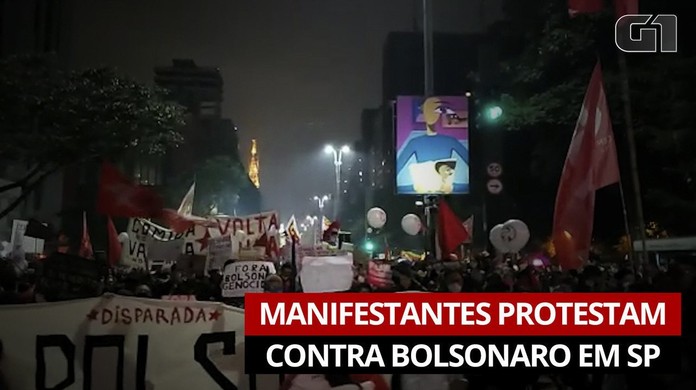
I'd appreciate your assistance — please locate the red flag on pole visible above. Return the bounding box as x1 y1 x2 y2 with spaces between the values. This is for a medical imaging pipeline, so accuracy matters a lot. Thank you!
553 62 620 270
106 216 121 267
96 163 164 218
78 212 94 259
568 0 604 16
437 199 470 258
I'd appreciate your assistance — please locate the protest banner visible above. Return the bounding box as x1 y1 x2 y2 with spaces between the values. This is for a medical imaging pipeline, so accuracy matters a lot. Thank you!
367 260 392 289
300 253 354 293
123 219 149 269
10 219 45 254
207 235 233 271
0 295 277 390
161 295 197 301
127 211 281 260
221 261 276 297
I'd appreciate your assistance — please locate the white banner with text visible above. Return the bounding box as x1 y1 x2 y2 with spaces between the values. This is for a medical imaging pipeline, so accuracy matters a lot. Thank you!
0 295 277 390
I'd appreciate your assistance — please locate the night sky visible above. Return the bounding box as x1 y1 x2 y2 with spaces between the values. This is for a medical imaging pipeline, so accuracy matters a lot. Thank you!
67 0 500 218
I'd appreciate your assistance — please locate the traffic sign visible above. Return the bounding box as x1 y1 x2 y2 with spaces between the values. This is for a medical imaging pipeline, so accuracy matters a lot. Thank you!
487 163 503 178
487 179 503 194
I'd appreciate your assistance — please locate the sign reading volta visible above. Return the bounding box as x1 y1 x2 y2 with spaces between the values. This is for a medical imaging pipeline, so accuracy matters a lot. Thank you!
123 211 280 268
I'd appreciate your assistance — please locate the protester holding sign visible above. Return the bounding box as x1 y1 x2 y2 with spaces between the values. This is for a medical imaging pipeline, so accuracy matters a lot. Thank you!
221 261 276 297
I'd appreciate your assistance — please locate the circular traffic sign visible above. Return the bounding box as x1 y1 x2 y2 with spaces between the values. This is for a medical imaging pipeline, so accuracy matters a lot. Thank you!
487 179 503 195
487 163 503 178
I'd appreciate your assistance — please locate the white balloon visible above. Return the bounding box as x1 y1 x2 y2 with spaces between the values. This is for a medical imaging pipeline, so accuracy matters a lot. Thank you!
401 214 422 236
234 229 247 239
489 224 510 253
366 207 387 229
501 219 530 252
118 232 129 243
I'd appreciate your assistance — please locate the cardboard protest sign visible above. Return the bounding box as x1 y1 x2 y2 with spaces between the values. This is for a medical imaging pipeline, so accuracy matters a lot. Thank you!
300 253 354 293
207 235 233 271
0 295 277 390
221 261 276 297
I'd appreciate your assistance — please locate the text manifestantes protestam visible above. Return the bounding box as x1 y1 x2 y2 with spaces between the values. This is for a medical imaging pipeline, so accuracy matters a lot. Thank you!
260 301 666 327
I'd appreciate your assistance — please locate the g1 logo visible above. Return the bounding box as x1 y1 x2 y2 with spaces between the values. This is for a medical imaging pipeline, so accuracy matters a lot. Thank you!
615 14 677 53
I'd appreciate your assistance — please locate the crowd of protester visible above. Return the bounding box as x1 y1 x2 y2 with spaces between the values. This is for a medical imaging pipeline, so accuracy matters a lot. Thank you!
1 250 695 390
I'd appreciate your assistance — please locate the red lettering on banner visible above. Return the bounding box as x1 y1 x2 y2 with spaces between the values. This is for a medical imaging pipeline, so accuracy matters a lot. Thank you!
254 214 268 234
218 219 232 236
232 218 244 235
88 306 222 325
269 213 278 229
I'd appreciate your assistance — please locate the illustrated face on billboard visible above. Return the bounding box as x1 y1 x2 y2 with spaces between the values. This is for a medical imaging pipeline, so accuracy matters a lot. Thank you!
395 96 469 195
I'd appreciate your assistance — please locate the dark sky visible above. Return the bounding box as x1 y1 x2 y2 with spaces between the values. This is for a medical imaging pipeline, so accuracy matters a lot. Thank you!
67 0 500 219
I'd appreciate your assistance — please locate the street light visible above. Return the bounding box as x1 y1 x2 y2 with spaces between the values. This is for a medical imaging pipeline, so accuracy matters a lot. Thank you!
312 194 330 214
324 144 350 219
305 215 318 226
484 105 503 121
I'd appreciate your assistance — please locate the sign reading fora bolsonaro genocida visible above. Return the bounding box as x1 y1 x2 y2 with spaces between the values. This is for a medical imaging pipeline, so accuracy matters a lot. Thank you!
221 261 276 297
0 295 278 390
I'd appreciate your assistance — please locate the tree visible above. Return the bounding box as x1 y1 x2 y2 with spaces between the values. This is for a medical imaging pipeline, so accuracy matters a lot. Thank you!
0 55 185 219
168 155 258 217
482 0 696 238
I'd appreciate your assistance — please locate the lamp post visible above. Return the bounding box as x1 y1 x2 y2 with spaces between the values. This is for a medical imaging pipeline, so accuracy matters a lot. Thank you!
312 194 330 214
324 145 350 220
305 215 318 226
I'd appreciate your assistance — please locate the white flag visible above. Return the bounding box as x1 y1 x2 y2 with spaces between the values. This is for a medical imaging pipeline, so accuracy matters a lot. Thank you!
177 182 195 216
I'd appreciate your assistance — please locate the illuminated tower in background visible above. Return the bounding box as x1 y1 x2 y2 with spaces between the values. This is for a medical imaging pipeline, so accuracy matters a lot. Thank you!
248 139 260 188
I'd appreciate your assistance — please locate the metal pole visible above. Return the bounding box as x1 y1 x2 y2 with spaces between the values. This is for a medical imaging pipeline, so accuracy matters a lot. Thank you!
423 0 434 96
422 0 438 259
617 53 648 268
334 155 341 220
290 238 297 292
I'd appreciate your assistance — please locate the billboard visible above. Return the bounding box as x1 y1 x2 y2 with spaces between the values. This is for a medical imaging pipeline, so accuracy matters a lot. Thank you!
395 96 469 194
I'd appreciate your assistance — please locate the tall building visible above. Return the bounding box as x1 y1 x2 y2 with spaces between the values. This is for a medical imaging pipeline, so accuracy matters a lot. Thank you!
248 139 260 188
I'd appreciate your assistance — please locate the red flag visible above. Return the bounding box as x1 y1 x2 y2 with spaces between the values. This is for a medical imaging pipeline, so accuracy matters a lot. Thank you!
553 62 620 270
568 0 604 16
437 199 470 258
462 216 474 244
106 216 121 267
615 0 638 17
78 212 94 259
97 163 164 218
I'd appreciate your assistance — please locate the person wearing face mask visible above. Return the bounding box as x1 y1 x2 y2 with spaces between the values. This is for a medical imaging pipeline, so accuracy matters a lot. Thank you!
264 274 284 293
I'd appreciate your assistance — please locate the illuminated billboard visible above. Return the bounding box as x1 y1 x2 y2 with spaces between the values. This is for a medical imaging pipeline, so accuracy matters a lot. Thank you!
395 96 469 195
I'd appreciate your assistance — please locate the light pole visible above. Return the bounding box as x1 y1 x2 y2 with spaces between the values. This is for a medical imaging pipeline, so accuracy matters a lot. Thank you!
305 215 318 226
312 194 330 215
324 144 350 220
